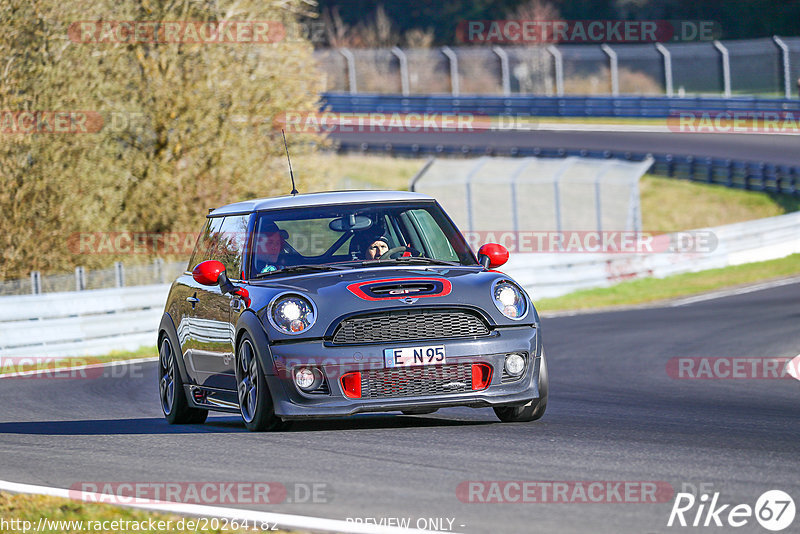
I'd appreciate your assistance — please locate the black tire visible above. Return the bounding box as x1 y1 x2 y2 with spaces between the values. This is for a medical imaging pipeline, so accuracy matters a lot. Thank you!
235 333 288 432
401 409 438 415
494 349 548 423
159 335 208 425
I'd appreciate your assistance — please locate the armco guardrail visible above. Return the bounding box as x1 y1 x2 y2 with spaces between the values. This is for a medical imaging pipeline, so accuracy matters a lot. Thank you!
0 284 168 358
505 211 800 299
321 93 800 118
341 141 800 197
1 212 798 357
324 92 800 196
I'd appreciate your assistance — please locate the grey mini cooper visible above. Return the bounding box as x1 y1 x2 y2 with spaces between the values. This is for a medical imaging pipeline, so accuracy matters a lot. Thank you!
158 191 547 431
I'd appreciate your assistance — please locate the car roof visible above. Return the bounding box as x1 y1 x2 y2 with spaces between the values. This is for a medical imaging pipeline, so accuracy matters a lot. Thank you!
208 190 435 216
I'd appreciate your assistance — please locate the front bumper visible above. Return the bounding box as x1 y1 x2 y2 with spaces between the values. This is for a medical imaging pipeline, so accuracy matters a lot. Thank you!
262 326 542 418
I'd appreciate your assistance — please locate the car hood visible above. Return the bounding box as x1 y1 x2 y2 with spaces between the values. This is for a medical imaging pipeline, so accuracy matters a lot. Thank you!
245 265 538 341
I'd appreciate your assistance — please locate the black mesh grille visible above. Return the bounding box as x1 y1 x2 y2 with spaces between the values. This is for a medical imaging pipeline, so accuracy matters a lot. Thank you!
361 364 475 398
332 309 490 344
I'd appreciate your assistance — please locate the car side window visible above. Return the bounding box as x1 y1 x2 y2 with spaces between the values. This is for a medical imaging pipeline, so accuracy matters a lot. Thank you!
215 215 249 279
408 209 460 261
188 217 224 270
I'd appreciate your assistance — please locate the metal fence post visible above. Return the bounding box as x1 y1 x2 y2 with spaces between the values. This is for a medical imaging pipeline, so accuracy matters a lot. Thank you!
339 48 357 94
773 36 791 99
154 258 165 284
441 46 460 97
713 40 731 97
492 46 511 96
75 266 85 291
655 43 673 97
30 271 41 295
115 261 125 288
600 44 619 96
547 45 564 96
464 157 490 233
390 46 409 96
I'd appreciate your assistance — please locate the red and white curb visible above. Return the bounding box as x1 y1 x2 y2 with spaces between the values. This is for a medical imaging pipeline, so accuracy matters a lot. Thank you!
0 480 458 534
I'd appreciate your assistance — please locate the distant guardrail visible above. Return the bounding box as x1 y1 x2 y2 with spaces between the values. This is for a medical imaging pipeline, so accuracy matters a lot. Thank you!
506 211 800 299
324 92 800 196
0 285 167 358
321 92 800 118
339 141 800 197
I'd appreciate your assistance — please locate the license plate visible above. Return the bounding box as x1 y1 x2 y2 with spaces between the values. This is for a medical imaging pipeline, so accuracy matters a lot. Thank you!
384 345 446 368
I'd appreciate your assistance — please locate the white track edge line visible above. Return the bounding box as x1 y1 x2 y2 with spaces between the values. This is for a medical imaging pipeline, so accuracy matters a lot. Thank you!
0 480 457 534
0 356 158 379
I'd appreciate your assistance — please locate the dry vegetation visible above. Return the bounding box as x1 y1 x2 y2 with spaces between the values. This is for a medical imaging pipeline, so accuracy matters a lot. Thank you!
0 0 322 280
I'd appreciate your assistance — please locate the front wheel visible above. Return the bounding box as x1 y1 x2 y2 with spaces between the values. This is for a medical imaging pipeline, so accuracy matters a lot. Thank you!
159 335 208 425
494 349 548 423
236 334 289 432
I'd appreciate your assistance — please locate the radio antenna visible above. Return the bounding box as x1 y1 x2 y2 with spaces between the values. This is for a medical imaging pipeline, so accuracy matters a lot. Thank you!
282 129 298 196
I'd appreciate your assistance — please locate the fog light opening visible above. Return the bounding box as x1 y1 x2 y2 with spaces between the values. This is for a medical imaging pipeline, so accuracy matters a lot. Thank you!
294 367 322 392
471 363 492 390
504 353 526 377
341 371 362 398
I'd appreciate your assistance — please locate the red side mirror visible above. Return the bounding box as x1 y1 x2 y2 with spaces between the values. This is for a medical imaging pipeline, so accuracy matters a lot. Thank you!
477 243 509 269
192 260 226 286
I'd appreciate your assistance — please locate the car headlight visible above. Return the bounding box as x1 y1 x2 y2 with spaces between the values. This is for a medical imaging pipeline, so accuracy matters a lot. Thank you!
492 280 527 320
268 293 316 335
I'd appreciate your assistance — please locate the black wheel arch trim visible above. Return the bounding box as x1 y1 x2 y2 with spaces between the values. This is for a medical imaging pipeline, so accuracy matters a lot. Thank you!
158 312 192 386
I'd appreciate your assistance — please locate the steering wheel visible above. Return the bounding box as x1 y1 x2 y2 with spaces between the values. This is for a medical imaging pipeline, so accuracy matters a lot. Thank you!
379 246 420 260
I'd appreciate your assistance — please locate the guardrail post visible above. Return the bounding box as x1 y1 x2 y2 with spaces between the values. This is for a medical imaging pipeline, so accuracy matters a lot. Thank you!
772 36 791 99
547 45 564 96
30 271 41 295
441 46 460 97
713 41 731 97
390 46 410 96
75 266 85 291
654 43 673 97
339 48 357 94
115 261 125 288
600 44 619 96
154 258 164 284
492 46 511 96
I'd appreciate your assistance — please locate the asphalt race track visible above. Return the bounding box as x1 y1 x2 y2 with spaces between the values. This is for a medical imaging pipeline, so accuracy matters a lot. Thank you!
332 128 800 167
1 281 798 533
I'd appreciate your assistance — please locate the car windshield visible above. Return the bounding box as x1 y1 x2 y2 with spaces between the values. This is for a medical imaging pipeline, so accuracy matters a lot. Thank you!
250 201 478 276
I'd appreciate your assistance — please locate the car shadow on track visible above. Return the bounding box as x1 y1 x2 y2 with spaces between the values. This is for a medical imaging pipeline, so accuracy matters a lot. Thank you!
0 414 494 435
205 413 495 433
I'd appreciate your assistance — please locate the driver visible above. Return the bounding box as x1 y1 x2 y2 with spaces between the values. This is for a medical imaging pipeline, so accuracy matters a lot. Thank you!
363 233 390 260
254 221 287 273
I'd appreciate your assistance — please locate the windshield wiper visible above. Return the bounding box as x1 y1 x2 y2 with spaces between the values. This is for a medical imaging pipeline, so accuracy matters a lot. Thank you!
252 264 347 278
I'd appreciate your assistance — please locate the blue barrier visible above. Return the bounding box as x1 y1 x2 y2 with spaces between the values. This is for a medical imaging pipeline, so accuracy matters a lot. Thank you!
336 141 799 197
321 93 800 118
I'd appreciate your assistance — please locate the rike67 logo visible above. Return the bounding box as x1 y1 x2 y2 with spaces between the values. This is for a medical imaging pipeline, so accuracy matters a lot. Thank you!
668 490 795 531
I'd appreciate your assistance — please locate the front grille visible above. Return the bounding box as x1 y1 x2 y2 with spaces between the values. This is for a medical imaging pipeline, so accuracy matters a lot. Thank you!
361 363 476 398
332 309 490 344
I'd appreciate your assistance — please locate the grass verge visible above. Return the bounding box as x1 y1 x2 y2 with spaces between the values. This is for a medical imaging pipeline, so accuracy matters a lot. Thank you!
0 492 290 533
535 253 800 312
